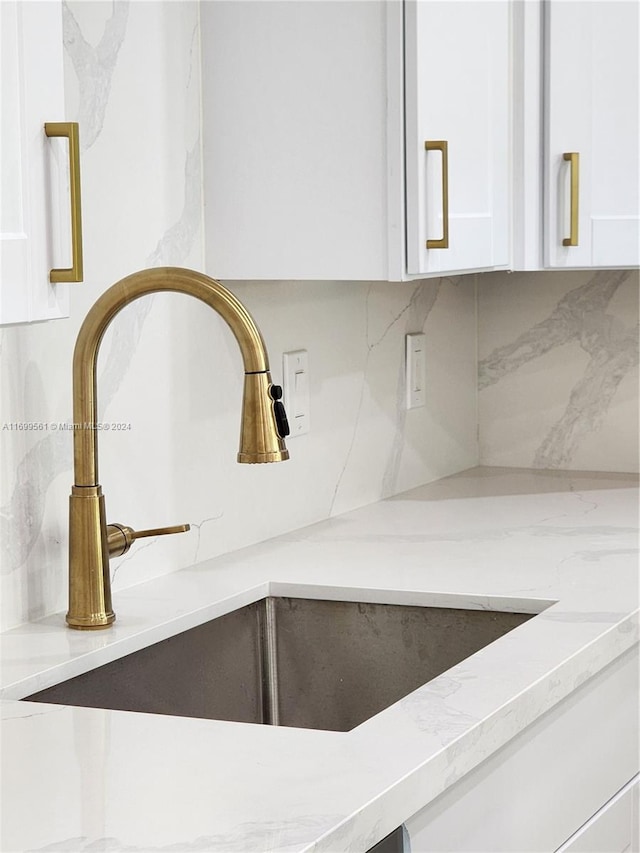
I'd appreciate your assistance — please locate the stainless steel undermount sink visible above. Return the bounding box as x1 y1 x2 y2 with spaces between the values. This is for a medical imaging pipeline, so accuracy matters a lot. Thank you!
25 597 534 732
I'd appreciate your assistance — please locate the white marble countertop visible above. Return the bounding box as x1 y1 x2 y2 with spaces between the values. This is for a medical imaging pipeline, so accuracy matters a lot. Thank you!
1 467 638 852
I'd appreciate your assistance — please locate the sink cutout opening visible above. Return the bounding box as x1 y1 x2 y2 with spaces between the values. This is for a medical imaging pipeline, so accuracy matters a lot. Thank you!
24 597 536 732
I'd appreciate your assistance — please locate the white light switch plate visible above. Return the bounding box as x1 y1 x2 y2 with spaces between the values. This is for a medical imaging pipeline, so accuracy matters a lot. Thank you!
406 333 426 409
283 349 310 436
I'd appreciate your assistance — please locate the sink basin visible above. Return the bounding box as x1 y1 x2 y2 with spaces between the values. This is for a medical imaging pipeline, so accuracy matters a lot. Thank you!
25 597 533 732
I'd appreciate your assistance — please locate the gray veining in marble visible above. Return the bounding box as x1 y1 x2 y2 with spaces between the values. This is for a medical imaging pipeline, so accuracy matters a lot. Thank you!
97 139 202 418
26 815 346 853
400 676 479 744
299 524 635 546
0 139 201 581
2 703 69 723
188 510 224 566
575 548 638 562
479 270 639 468
63 1 130 150
0 430 72 577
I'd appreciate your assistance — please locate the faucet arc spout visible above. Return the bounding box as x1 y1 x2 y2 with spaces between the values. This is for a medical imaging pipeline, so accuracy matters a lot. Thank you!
72 267 271 487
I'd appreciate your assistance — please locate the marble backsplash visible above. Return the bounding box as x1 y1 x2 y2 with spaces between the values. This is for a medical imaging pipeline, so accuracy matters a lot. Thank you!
478 269 639 473
0 2 638 632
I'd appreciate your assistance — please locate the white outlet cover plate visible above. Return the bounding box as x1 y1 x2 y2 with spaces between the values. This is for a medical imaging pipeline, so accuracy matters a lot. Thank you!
283 349 310 436
406 333 426 409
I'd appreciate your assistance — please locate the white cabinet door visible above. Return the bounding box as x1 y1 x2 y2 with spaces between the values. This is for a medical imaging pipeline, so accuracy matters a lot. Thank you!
405 0 510 276
202 0 511 282
0 0 70 325
557 776 639 853
202 0 391 282
544 0 640 268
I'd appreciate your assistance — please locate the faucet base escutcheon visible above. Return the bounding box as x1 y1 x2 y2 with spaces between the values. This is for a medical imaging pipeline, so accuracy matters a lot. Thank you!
67 485 115 629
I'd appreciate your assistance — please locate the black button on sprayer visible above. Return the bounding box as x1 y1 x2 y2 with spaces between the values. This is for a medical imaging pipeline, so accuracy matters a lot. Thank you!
269 384 290 437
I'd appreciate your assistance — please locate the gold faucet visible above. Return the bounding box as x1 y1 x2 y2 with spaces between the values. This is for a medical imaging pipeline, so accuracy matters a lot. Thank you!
67 267 289 629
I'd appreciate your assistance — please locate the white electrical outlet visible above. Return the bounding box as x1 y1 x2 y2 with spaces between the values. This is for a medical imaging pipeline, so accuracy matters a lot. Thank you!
406 333 426 409
283 349 310 436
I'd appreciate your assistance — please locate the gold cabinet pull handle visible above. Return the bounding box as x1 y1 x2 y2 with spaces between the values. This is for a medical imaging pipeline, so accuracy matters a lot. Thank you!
425 140 449 249
44 122 84 282
562 152 580 247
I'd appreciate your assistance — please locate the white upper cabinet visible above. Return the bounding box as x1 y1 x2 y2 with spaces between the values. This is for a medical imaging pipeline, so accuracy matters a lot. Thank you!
514 0 640 270
1 0 74 326
201 1 511 281
545 0 639 269
405 1 510 276
202 1 390 282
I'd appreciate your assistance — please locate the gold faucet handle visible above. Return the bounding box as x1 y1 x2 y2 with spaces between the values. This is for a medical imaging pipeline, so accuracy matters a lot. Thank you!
107 523 190 558
130 524 190 540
